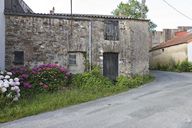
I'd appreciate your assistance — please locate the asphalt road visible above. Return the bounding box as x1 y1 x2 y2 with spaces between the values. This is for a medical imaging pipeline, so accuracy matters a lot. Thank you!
1 71 192 128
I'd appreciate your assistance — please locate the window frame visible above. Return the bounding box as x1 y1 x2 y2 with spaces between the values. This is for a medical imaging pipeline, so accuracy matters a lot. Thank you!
13 51 24 65
104 20 119 41
68 54 77 65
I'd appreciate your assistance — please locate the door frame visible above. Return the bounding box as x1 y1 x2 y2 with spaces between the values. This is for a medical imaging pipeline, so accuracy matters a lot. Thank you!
103 52 119 80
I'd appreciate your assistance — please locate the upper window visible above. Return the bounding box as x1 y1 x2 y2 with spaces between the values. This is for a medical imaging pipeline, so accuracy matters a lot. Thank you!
69 54 76 65
104 20 119 41
14 51 24 65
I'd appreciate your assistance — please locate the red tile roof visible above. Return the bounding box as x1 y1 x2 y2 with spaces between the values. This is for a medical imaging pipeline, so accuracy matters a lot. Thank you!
175 31 189 36
151 33 192 51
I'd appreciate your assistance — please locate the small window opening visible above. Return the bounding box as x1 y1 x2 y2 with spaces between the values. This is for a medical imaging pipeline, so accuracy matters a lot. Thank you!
14 51 24 65
69 54 76 65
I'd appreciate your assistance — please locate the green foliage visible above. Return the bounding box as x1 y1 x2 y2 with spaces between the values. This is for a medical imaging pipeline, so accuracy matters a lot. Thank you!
178 61 192 72
0 73 154 123
9 64 70 98
154 60 192 72
149 21 157 32
0 94 12 109
112 0 148 19
112 0 157 31
29 68 68 93
1 66 154 123
71 67 113 90
115 75 154 89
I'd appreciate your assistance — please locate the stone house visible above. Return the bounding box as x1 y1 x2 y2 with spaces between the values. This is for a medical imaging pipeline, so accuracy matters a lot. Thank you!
4 0 150 80
150 31 192 68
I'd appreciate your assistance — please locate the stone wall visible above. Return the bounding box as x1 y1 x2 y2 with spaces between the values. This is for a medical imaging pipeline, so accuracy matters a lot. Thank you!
129 20 149 75
5 14 149 76
5 16 70 68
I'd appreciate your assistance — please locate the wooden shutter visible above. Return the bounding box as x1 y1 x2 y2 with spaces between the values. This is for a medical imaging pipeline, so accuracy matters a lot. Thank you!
104 20 119 41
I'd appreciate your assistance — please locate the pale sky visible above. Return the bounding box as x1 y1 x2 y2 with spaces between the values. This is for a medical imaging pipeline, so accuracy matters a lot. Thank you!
24 0 192 31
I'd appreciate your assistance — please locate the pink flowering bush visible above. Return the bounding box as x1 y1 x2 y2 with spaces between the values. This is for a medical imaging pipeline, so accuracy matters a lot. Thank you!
0 70 20 107
10 66 31 88
29 64 70 93
10 64 70 96
10 66 33 97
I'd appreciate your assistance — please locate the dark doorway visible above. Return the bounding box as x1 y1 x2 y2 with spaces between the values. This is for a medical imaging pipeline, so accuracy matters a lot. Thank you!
103 53 118 80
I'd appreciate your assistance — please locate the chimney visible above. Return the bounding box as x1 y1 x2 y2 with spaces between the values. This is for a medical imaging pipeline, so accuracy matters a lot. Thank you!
50 7 55 14
163 29 177 42
178 26 192 32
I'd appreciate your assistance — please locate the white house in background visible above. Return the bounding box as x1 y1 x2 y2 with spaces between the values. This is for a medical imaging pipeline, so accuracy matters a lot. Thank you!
0 0 5 70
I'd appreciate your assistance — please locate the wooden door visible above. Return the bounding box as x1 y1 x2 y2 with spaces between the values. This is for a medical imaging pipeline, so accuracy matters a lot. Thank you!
103 53 118 80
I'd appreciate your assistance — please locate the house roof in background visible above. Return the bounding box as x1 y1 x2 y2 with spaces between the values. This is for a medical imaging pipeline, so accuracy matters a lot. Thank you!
4 0 33 13
151 33 192 51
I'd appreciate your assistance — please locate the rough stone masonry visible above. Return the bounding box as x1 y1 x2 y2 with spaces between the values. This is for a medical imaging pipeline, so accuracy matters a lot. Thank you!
5 12 149 77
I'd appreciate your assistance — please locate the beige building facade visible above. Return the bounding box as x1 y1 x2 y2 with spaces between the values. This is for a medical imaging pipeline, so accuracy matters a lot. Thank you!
150 33 192 68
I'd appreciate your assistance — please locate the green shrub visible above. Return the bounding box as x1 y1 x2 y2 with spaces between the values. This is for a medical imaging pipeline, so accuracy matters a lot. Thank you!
115 75 130 88
29 68 69 93
115 75 154 89
10 64 70 97
178 60 192 72
72 67 154 92
154 60 192 72
1 65 154 122
142 75 154 83
28 67 69 93
71 67 113 90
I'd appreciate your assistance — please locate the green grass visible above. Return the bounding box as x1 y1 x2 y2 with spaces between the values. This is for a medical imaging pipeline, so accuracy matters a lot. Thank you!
0 75 154 123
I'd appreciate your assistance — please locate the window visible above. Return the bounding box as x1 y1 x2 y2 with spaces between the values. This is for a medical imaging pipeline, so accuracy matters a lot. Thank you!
14 51 24 65
69 54 76 65
104 20 119 41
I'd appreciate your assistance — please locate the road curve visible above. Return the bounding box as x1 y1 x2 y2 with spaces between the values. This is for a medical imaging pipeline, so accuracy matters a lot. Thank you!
1 71 192 128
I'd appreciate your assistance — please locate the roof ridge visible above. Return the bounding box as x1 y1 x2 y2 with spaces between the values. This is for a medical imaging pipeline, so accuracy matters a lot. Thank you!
4 11 149 21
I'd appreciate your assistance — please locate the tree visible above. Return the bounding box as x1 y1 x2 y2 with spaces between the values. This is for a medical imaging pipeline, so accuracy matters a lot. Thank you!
112 0 157 31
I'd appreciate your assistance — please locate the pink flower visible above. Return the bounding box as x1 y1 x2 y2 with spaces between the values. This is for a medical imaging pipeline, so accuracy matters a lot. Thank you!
23 82 32 89
43 84 49 89
21 74 29 79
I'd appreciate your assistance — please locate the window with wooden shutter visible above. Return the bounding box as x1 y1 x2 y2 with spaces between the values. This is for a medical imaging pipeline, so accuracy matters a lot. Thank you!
104 20 119 41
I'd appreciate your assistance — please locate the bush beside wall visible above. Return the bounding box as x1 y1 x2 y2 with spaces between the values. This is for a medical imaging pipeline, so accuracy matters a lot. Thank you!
153 60 192 72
